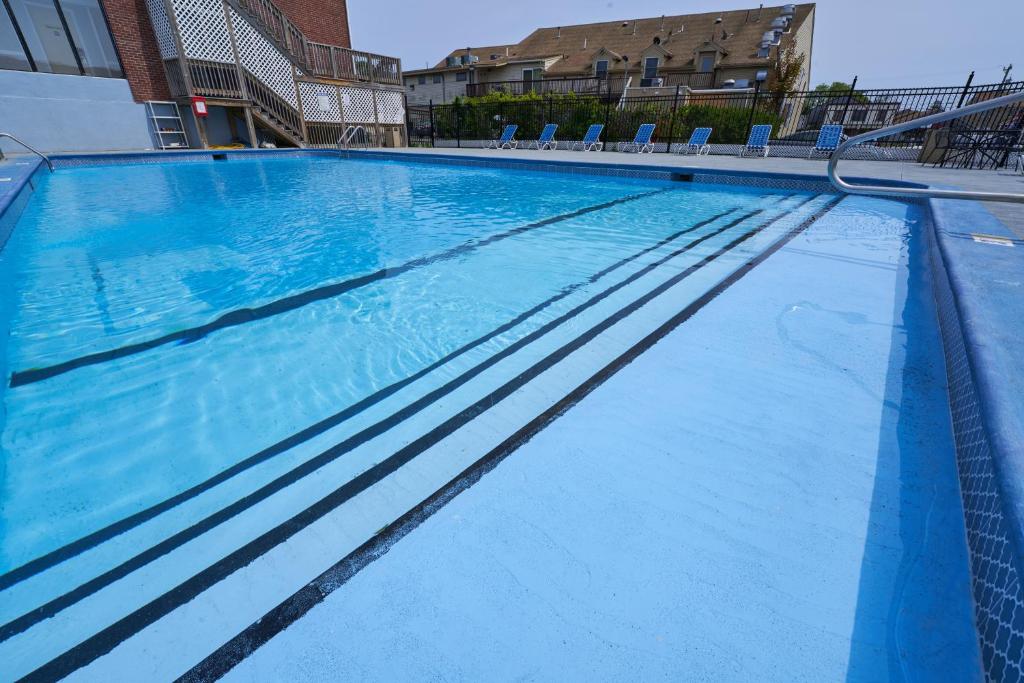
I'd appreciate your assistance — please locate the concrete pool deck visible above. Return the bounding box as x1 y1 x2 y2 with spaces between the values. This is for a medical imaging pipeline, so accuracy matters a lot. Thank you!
383 146 1024 238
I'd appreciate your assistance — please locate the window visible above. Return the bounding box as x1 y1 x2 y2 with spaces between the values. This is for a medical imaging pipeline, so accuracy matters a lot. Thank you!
874 109 887 123
8 0 79 74
699 53 715 73
455 71 467 81
851 109 867 123
595 59 608 79
643 57 658 80
417 75 425 84
2 0 122 77
1 4 32 71
62 0 121 76
433 73 443 83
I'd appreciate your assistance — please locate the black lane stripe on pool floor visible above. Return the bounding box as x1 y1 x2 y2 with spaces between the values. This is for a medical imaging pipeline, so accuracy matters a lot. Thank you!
0 202 762 594
18 195 831 683
9 187 671 388
0 201 779 639
180 193 845 683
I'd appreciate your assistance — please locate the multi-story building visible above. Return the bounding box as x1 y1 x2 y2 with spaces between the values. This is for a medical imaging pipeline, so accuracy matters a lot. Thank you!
0 0 404 152
404 4 814 105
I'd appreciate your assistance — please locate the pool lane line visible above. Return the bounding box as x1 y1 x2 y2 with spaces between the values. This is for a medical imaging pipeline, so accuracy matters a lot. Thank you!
182 194 847 683
15 195 831 682
8 187 672 389
0 201 782 645
0 203 763 595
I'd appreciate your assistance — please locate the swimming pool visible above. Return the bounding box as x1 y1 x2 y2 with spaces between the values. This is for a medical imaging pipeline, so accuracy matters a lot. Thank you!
0 151 1004 680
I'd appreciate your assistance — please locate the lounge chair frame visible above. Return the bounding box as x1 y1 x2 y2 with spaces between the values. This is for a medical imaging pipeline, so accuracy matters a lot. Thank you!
571 124 605 152
739 124 772 158
487 125 519 150
807 124 844 158
617 124 656 154
676 127 712 155
525 124 559 150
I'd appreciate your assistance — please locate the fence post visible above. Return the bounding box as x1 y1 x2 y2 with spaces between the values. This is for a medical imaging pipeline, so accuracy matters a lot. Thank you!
603 94 612 152
428 100 435 148
745 79 762 137
665 84 681 153
839 76 858 126
547 94 554 126
456 102 461 148
956 71 976 109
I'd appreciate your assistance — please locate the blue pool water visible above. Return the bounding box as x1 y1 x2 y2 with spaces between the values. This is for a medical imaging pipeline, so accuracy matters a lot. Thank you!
0 155 981 680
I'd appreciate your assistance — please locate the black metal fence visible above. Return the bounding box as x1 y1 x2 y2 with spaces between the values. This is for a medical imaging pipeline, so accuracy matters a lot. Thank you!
407 78 1024 165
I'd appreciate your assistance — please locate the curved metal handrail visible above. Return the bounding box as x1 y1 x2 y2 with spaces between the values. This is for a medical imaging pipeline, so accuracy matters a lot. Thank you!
827 90 1024 203
0 132 54 172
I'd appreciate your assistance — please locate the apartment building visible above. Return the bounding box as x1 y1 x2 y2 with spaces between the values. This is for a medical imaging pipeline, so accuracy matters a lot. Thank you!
404 4 814 104
1 0 403 152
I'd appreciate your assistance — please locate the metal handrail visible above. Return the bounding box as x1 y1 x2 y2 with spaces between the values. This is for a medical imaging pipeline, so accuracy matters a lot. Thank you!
336 125 368 151
0 133 54 172
827 90 1024 203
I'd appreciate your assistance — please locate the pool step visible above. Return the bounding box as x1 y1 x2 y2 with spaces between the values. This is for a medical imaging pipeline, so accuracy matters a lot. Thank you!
2 194 842 681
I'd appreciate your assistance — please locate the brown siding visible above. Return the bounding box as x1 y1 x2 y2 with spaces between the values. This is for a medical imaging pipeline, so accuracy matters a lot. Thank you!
101 0 171 101
273 0 351 47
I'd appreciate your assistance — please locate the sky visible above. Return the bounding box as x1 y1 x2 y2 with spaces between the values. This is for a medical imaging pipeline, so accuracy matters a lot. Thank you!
348 0 1024 89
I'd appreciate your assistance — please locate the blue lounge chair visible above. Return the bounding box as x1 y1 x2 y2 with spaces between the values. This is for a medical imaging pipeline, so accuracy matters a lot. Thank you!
740 124 772 157
617 123 656 153
526 123 559 150
571 124 605 151
808 124 844 158
487 124 518 149
676 127 712 155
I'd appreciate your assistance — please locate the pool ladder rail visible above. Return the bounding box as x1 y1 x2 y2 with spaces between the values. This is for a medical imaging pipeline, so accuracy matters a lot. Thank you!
0 132 54 172
827 90 1024 204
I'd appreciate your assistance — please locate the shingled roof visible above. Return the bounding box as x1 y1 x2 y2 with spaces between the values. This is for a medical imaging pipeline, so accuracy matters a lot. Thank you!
409 4 814 77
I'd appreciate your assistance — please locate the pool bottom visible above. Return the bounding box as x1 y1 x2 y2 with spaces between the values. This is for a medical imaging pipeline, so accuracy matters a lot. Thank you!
206 195 980 682
52 196 982 681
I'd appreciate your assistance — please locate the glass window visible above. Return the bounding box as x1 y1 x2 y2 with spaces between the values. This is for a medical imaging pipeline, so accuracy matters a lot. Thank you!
7 0 79 74
433 73 442 83
1 4 32 70
455 71 467 82
417 75 425 84
851 108 867 123
595 59 608 79
699 54 715 73
61 0 121 77
643 57 658 80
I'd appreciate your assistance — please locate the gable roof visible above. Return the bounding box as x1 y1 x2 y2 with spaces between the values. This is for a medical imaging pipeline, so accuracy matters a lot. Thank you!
406 4 815 77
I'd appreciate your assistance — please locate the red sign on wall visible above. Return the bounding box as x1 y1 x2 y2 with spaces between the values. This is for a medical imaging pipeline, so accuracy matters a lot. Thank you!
191 96 208 118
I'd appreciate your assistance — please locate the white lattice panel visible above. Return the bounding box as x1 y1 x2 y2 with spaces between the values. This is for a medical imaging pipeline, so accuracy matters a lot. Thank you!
375 90 405 125
171 0 232 63
340 87 375 124
299 82 341 123
229 9 298 106
144 0 177 58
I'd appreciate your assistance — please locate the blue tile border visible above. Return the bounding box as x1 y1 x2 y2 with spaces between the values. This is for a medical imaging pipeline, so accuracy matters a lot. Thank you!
926 197 1024 680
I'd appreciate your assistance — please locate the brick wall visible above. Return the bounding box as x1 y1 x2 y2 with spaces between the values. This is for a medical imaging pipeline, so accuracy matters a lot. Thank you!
101 0 171 101
273 0 351 48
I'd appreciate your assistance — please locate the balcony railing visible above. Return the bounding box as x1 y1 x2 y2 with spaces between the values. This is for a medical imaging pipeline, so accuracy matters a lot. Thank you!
233 0 400 84
464 72 737 99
